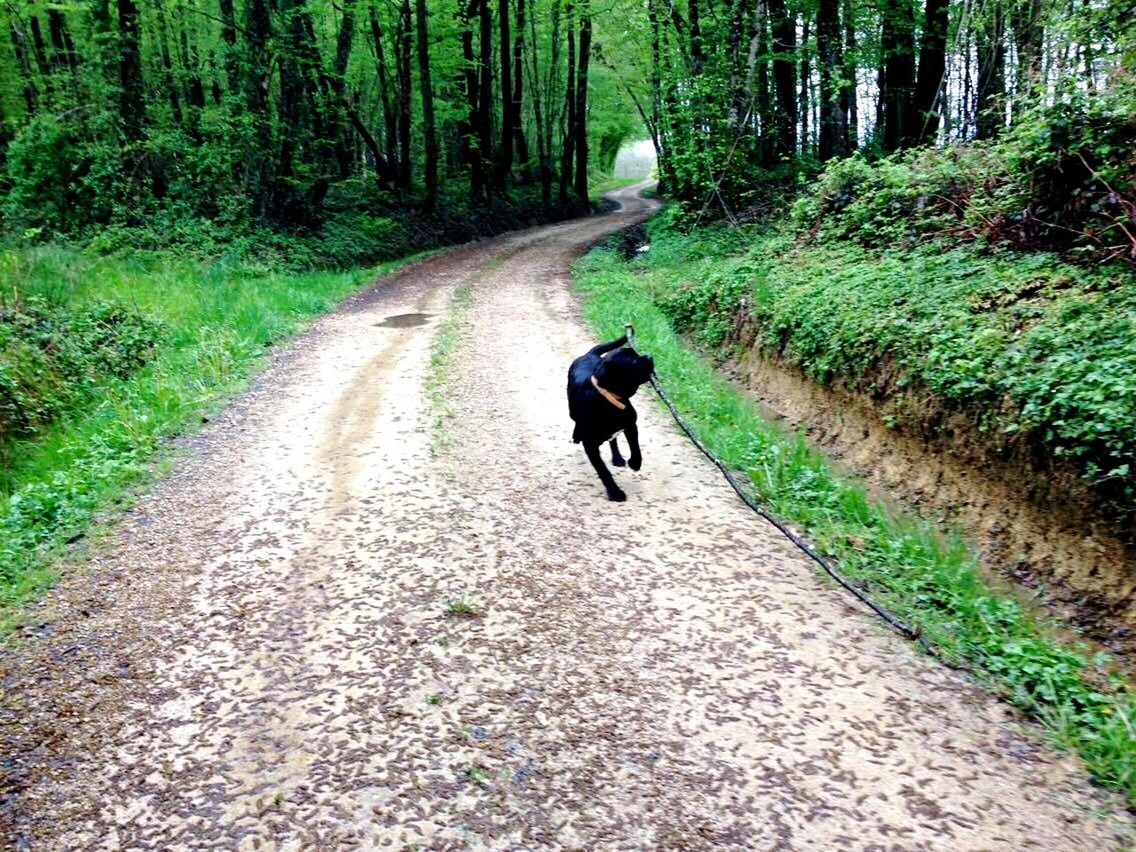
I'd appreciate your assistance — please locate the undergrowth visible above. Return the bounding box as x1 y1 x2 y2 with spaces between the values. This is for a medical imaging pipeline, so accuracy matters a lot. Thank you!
575 242 1136 805
0 246 430 626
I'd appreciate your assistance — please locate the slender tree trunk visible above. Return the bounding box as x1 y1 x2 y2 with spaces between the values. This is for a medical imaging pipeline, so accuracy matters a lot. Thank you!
155 8 184 128
477 0 493 198
46 10 78 76
817 0 848 160
415 0 438 211
117 0 145 142
461 0 487 201
799 19 810 153
768 0 797 158
843 0 858 149
218 0 239 95
573 1 591 203
975 0 1005 139
560 2 576 202
1011 0 1044 110
10 21 40 113
331 0 358 179
913 0 949 143
396 0 413 189
512 0 533 181
647 0 666 178
497 0 514 190
369 3 399 167
244 0 272 215
880 0 916 150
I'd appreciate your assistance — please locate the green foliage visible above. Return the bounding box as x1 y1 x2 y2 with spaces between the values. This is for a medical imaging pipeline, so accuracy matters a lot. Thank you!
3 114 122 233
794 88 1136 264
575 243 1136 803
0 296 162 443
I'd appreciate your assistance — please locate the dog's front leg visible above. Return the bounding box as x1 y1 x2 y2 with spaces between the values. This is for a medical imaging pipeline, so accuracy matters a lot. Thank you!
584 442 626 502
625 422 642 471
609 437 626 467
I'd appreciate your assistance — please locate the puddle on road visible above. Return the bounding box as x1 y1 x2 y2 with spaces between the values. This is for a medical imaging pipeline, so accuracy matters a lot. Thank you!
376 312 432 328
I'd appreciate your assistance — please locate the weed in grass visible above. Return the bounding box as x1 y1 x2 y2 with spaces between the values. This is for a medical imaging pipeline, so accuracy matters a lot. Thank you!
445 597 482 618
574 242 1136 805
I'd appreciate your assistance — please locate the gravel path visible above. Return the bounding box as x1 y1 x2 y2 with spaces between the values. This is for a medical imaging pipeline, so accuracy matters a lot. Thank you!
1 183 1130 849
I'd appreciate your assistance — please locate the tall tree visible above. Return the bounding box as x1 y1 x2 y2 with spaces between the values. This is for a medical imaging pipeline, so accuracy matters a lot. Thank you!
573 0 592 202
817 0 849 160
768 0 798 158
117 0 145 142
975 0 1006 139
880 0 917 150
913 0 950 143
415 0 438 210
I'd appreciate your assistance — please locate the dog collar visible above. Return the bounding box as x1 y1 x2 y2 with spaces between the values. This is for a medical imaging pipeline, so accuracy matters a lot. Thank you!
590 375 626 410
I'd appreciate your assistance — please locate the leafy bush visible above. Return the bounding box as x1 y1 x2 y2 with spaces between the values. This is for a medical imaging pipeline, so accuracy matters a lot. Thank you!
0 298 163 444
793 87 1136 265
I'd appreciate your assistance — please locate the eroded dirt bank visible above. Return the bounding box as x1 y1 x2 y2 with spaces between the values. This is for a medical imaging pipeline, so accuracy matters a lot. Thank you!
0 184 1131 848
730 351 1136 660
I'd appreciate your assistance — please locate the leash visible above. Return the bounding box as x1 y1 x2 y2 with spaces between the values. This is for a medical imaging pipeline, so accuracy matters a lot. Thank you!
623 323 936 654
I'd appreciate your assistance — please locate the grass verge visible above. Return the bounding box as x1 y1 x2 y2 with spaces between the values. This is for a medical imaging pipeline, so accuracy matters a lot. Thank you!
426 282 473 453
574 243 1136 805
0 247 436 630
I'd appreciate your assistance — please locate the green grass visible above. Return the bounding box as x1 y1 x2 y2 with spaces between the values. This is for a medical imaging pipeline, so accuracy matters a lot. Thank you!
574 243 1136 805
426 282 473 453
0 245 434 628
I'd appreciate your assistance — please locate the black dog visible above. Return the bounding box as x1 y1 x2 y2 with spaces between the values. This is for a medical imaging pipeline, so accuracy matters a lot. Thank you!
567 335 655 501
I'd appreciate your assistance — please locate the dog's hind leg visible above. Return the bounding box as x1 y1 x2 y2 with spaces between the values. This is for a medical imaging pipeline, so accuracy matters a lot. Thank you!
584 442 626 502
624 422 642 471
609 437 626 467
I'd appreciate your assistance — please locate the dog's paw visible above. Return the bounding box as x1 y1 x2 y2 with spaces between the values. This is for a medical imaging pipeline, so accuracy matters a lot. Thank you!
628 455 642 471
611 456 627 467
607 487 627 502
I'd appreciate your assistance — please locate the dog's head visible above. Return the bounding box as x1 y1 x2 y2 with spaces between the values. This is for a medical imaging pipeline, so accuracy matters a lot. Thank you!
597 346 654 399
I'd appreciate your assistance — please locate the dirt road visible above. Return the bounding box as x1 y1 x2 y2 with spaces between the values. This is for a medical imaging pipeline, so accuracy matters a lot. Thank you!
1 183 1130 848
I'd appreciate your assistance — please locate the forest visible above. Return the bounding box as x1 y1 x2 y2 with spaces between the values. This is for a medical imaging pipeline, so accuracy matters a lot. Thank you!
0 0 1128 248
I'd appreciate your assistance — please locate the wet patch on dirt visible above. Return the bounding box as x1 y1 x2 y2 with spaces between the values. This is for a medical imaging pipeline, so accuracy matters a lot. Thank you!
375 312 433 328
727 351 1136 661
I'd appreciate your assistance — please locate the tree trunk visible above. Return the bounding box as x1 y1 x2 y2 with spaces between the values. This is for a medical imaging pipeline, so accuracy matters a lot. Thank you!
369 3 399 168
799 19 810 153
415 0 439 211
497 0 514 190
1011 0 1044 109
117 0 145 142
331 0 358 179
461 0 487 202
560 2 576 203
573 2 591 203
9 21 40 113
768 0 797 158
218 0 239 95
512 0 533 182
843 0 858 150
975 0 1005 139
817 0 848 160
880 0 916 150
477 0 493 198
913 0 949 143
243 0 272 215
396 0 413 189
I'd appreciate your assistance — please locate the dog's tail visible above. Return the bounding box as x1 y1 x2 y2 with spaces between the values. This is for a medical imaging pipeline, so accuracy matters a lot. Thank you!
586 335 627 359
